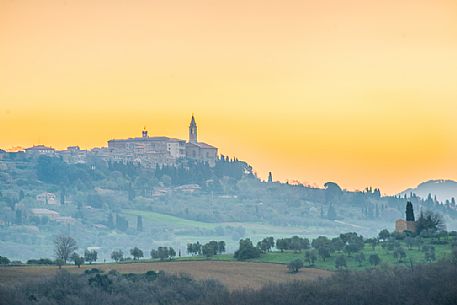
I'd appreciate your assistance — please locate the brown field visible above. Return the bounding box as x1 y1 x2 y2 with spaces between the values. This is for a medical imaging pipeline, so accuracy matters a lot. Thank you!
0 261 331 290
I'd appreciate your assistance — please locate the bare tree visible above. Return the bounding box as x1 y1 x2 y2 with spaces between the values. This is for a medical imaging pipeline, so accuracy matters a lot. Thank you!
54 235 77 263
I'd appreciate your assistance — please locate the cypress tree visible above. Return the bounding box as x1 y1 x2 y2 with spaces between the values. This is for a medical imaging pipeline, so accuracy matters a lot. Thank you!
137 215 143 232
406 201 415 221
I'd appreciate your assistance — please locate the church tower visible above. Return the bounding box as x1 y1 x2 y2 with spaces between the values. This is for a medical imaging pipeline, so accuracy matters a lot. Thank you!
189 114 197 143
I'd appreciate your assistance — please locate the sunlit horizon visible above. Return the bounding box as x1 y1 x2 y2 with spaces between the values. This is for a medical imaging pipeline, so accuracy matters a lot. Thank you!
1 0 457 194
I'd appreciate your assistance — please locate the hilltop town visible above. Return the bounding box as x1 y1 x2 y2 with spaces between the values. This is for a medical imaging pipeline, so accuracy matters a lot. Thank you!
5 115 218 168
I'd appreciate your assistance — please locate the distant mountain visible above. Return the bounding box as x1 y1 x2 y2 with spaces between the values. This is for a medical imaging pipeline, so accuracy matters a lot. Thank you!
399 180 457 202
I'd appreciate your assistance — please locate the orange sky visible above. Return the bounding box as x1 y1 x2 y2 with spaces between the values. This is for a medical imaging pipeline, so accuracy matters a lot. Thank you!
1 0 457 194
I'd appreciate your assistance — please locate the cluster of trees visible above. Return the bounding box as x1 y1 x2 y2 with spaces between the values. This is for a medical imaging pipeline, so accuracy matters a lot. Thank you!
26 258 54 265
52 235 99 268
150 247 176 261
187 241 226 257
234 239 261 260
307 233 364 261
256 237 274 253
36 156 99 187
235 233 362 262
285 232 377 272
276 236 310 252
232 232 371 263
416 210 446 234
288 228 457 272
110 155 252 188
0 255 10 265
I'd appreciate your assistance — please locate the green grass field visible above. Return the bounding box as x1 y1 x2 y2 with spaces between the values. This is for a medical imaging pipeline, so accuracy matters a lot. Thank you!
123 209 216 229
122 209 367 239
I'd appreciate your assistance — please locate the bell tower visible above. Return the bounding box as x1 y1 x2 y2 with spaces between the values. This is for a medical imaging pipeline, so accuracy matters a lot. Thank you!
142 127 148 138
189 114 197 143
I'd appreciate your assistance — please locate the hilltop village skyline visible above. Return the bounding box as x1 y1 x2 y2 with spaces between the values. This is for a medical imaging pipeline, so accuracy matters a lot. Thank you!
0 115 218 168
2 116 457 197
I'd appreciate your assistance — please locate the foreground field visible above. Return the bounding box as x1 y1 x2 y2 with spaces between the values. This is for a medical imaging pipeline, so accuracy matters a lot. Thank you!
0 261 331 290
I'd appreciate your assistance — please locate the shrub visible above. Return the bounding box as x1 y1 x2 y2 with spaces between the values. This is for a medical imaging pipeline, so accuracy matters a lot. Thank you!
0 256 11 265
26 258 54 265
335 255 347 269
287 259 304 273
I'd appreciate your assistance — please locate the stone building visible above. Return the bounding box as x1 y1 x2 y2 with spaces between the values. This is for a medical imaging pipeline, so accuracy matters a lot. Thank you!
107 130 186 167
104 115 218 167
185 115 218 166
24 145 56 157
395 219 416 233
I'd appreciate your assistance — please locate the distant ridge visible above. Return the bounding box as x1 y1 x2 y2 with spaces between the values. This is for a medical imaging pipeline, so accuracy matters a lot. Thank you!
398 179 457 202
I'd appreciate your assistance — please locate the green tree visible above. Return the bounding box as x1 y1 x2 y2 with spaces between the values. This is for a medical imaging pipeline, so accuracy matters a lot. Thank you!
234 238 261 260
111 250 123 262
71 253 84 268
393 247 406 263
287 259 304 273
324 182 343 204
187 242 202 256
335 255 347 269
423 245 436 263
137 215 143 232
202 242 218 258
169 247 176 259
416 211 446 234
405 201 415 221
366 238 378 250
331 237 345 252
369 253 381 266
257 237 274 253
130 247 144 260
84 249 98 264
405 236 414 250
0 256 10 265
151 247 176 260
344 240 364 257
318 247 331 262
55 258 64 269
290 236 309 252
378 229 390 241
276 239 287 252
355 252 365 266
304 249 318 266
312 236 331 250
202 243 217 257
217 241 226 254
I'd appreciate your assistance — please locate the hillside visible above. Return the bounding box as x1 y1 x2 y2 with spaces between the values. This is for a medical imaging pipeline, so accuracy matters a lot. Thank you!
1 153 457 261
399 180 457 202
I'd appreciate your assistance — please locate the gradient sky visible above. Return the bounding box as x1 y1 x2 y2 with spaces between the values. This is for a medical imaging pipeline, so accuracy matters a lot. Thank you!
1 0 457 194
